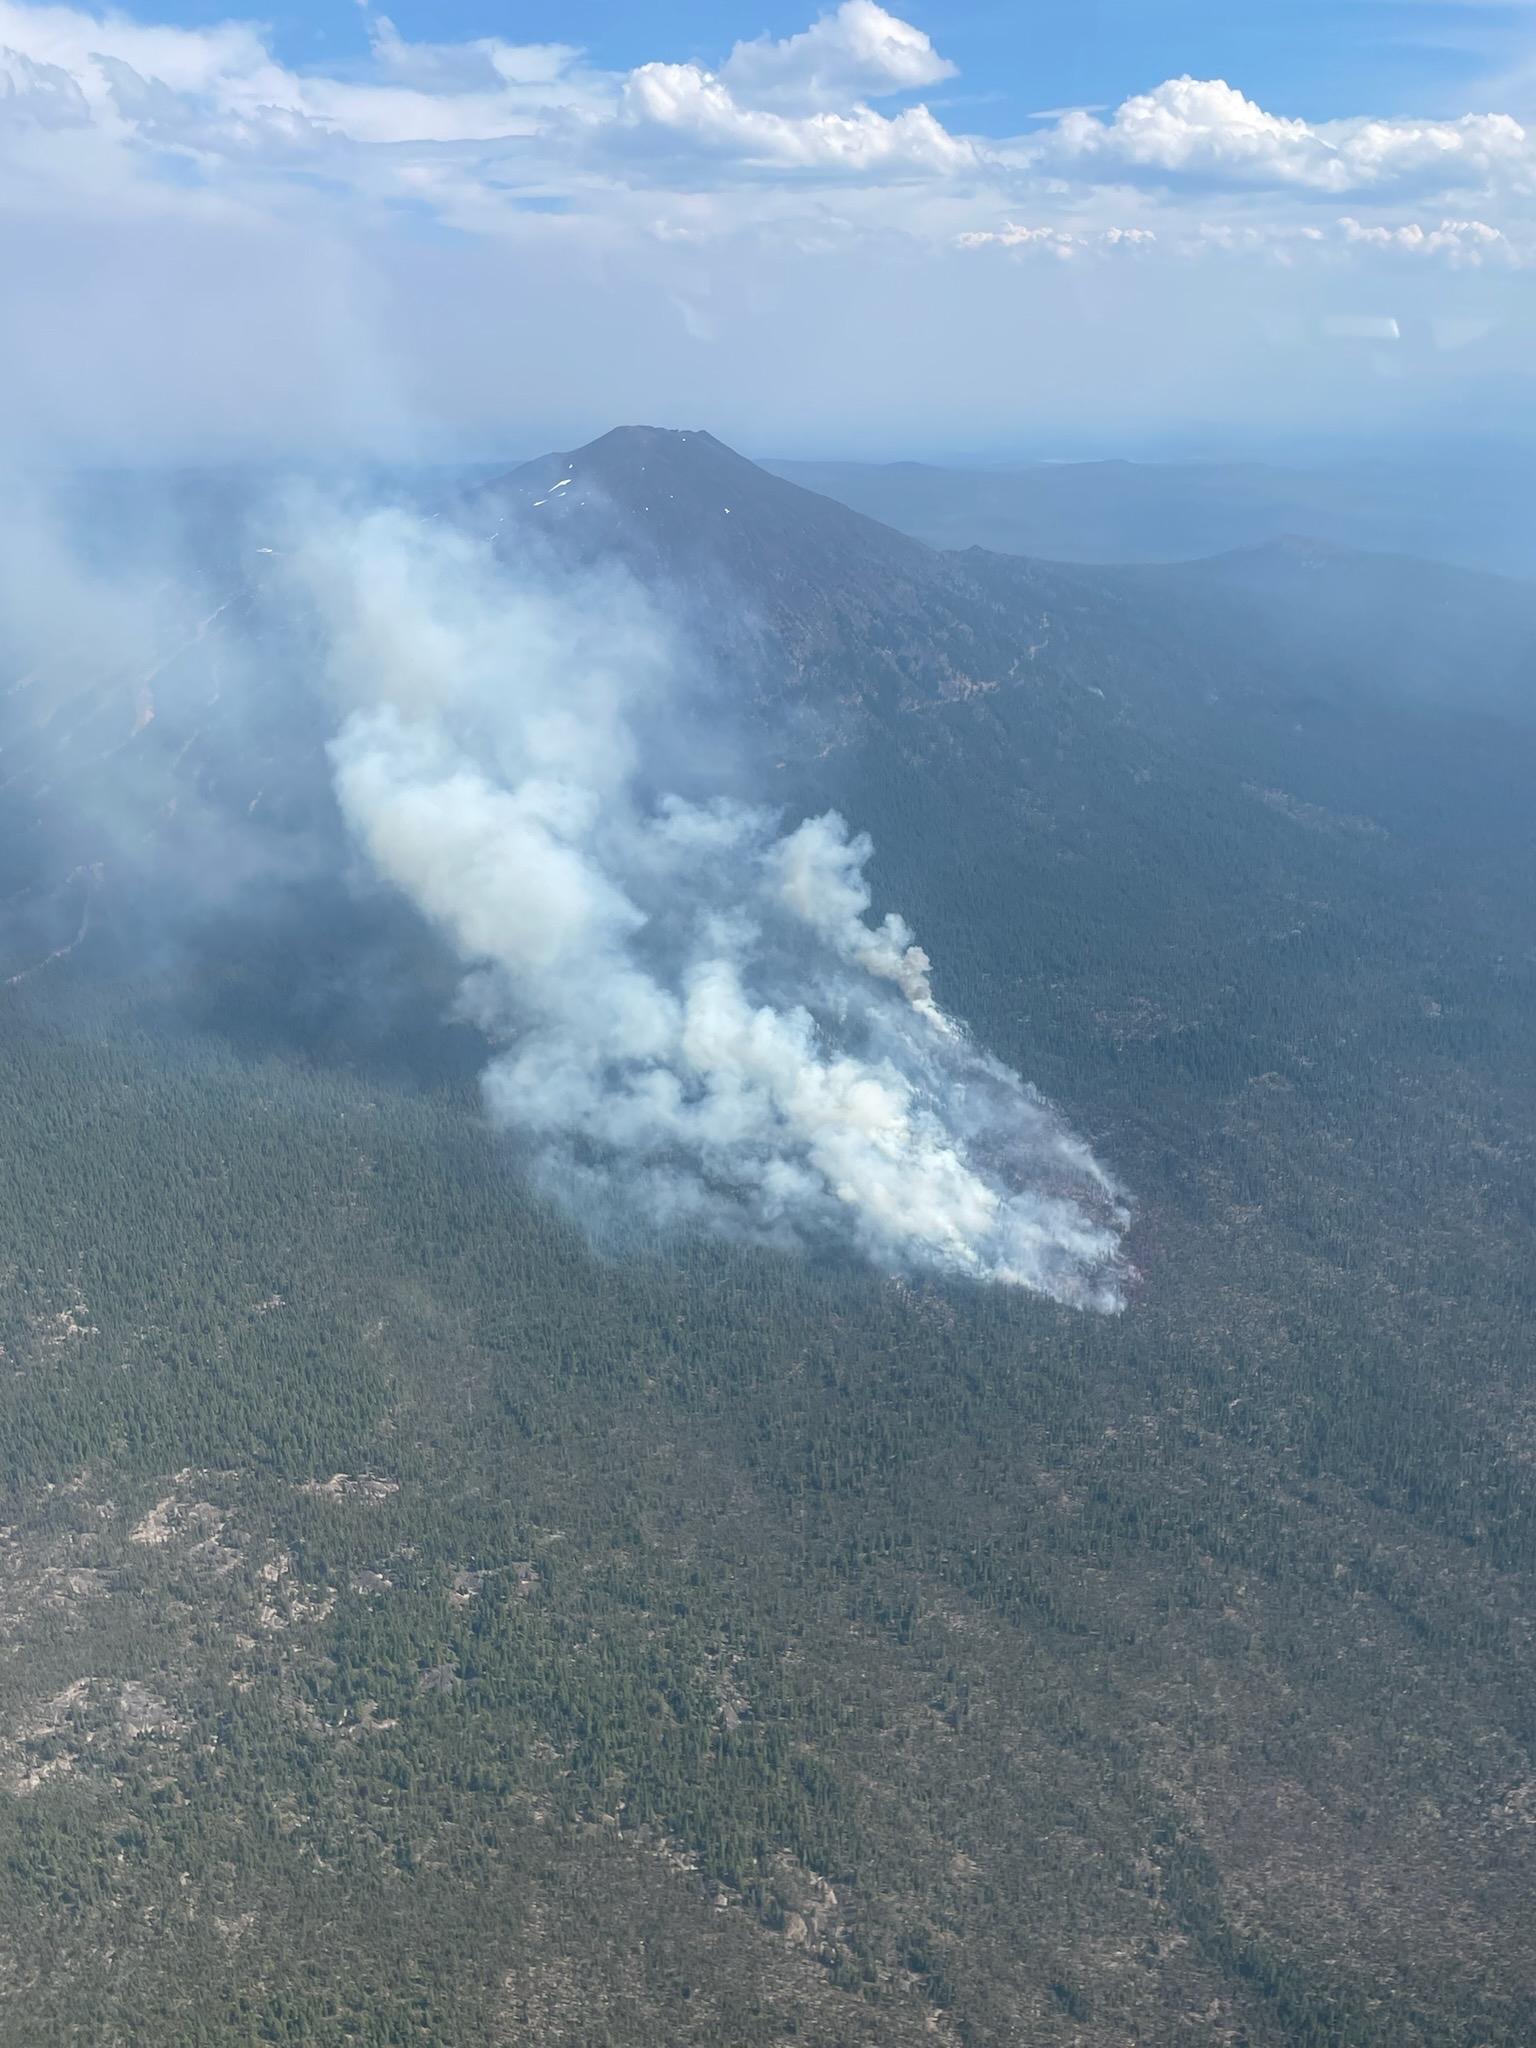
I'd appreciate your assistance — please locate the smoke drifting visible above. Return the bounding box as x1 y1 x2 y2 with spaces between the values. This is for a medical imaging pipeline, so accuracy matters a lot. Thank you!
300 504 1129 1309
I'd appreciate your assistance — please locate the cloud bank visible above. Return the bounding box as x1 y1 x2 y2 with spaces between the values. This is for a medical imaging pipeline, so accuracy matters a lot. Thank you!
1040 77 1531 198
0 0 980 194
0 0 1532 453
0 0 1525 219
298 506 1127 1305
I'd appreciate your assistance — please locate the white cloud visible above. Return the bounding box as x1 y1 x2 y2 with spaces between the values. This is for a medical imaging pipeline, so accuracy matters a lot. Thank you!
0 2 1531 454
0 0 979 232
721 1 956 110
0 5 1528 232
1339 213 1514 263
0 44 90 125
0 0 270 98
1041 76 1532 197
1195 214 1527 265
1186 221 1328 253
365 15 581 98
1049 78 1321 184
957 221 1157 257
958 206 1532 272
615 59 976 176
0 0 600 165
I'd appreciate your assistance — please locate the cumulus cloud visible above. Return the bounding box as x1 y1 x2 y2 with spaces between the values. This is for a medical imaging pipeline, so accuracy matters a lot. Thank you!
1338 214 1514 263
615 59 976 176
0 3 1528 241
0 0 976 203
297 506 1127 1305
721 1 956 110
1040 75 1531 197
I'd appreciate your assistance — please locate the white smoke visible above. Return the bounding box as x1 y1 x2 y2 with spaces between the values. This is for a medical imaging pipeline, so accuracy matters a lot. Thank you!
769 811 946 1026
296 504 1128 1309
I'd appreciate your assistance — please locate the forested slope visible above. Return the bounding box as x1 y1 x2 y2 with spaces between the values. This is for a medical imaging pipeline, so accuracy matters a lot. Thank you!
1 432 1533 2044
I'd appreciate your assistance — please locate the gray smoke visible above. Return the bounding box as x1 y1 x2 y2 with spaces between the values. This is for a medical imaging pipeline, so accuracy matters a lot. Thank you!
296 503 1129 1308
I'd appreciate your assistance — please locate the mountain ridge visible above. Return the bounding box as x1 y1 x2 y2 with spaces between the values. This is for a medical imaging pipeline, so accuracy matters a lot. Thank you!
762 444 1536 577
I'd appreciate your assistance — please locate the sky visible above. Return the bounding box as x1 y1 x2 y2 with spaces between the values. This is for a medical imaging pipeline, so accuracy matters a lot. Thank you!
3 0 1535 460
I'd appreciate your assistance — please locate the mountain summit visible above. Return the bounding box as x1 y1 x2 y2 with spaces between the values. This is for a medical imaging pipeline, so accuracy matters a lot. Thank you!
469 425 1084 716
475 423 937 599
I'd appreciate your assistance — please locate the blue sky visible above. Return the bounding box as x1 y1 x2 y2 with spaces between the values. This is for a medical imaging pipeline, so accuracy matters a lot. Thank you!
0 0 1532 458
150 0 1528 123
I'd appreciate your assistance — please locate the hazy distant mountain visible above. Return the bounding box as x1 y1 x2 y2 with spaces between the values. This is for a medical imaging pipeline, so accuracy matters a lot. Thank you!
1134 534 1536 728
764 449 1536 577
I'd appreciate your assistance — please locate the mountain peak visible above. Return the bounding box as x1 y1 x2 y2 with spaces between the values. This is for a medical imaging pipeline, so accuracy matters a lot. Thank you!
467 422 937 598
585 424 734 456
510 424 769 499
455 425 1076 721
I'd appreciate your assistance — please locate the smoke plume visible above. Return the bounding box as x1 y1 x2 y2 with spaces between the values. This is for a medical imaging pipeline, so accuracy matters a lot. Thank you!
297 504 1128 1308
